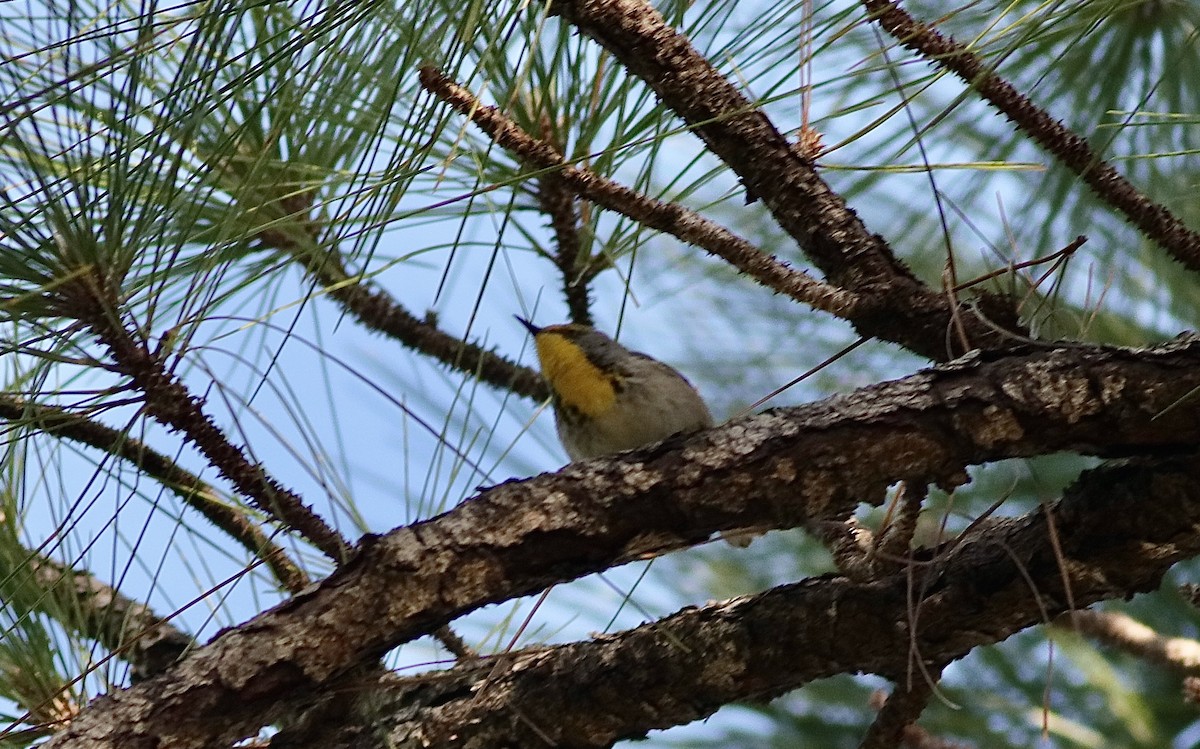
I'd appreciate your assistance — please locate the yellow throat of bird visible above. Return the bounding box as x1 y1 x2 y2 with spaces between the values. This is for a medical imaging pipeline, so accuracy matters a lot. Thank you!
533 332 616 418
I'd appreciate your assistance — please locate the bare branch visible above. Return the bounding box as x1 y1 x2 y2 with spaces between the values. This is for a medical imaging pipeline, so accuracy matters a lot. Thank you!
861 0 1200 271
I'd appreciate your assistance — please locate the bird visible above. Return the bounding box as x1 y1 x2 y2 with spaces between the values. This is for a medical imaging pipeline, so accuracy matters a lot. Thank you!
515 317 713 461
518 317 763 546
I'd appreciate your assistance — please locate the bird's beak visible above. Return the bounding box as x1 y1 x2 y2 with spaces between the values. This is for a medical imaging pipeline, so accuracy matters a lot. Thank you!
514 315 540 336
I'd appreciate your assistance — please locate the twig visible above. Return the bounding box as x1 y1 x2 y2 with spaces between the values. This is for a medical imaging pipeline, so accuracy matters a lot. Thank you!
291 247 547 402
223 158 546 402
54 271 350 562
536 116 595 326
953 236 1086 293
418 66 861 320
0 395 309 593
861 0 1200 271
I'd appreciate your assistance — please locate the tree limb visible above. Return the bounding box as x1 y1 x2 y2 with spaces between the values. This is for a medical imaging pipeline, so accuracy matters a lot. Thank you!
546 0 1025 360
284 458 1200 748
860 0 1200 272
44 339 1200 748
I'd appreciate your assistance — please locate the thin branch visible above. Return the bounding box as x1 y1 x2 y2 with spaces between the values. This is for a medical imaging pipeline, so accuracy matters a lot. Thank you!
255 189 546 402
861 0 1200 271
23 554 192 681
290 245 547 402
0 395 309 593
953 236 1086 293
537 116 595 327
544 0 1025 360
54 272 350 562
418 66 861 321
41 338 1200 749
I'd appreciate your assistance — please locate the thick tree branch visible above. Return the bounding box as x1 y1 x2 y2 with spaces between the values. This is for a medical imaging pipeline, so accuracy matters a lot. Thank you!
861 0 1200 272
45 339 1200 748
545 0 1024 360
291 459 1200 748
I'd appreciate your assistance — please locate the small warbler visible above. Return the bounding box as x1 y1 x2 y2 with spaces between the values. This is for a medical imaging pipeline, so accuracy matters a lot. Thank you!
516 317 713 461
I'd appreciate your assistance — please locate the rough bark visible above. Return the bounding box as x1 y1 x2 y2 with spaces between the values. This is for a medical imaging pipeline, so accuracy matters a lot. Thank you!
45 339 1200 748
285 459 1200 748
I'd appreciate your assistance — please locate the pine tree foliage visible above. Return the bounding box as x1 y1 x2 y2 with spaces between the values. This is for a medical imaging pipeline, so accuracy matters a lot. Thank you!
1 0 1199 746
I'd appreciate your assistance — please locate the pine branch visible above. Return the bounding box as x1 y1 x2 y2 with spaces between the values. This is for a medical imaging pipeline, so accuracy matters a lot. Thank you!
54 271 350 562
271 458 1200 748
0 395 309 593
288 243 548 402
545 0 1025 360
419 66 860 322
42 338 1200 748
23 554 192 682
861 0 1200 271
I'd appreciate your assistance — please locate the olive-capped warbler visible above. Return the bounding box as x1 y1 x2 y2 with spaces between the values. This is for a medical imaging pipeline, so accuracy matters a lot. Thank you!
516 317 713 461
